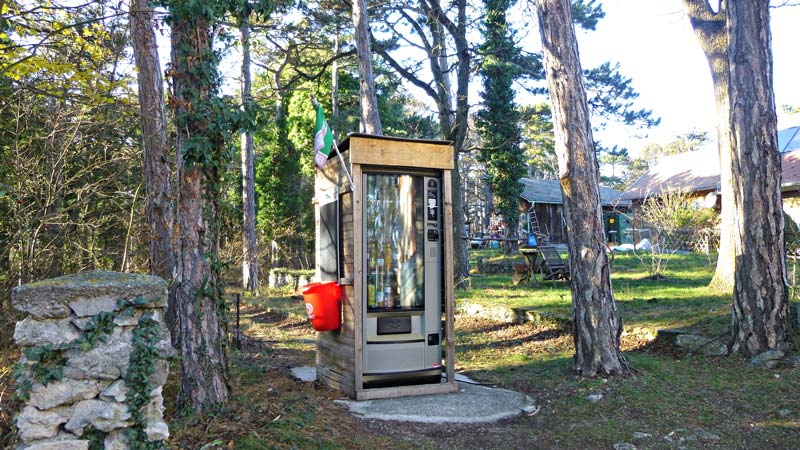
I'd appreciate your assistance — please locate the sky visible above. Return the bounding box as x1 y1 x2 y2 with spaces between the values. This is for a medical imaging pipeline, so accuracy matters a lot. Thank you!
558 0 800 156
209 1 800 158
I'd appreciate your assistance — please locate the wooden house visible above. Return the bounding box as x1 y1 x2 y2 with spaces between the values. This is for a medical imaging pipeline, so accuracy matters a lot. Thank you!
518 178 626 245
621 126 800 225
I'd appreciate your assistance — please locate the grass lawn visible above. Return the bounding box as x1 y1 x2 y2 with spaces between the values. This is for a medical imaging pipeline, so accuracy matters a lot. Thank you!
451 317 800 449
463 249 733 335
2 253 799 449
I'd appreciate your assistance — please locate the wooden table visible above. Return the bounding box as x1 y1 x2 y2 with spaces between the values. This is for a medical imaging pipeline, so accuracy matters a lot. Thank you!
516 247 541 286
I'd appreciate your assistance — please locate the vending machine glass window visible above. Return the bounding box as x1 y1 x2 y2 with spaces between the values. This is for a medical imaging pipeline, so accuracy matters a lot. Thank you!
364 174 426 311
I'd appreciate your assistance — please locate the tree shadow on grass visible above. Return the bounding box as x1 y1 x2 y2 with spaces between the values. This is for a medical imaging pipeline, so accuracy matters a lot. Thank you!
239 303 311 332
455 318 573 363
244 309 289 324
456 326 571 354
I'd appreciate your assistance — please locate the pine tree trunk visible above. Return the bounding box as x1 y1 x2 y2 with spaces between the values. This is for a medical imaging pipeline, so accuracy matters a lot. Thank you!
712 117 736 293
727 1 789 356
536 0 629 376
427 41 469 286
484 183 493 231
0 249 8 317
450 159 470 287
684 0 735 293
452 0 471 286
170 13 230 412
129 0 177 337
352 0 382 134
240 15 259 294
378 0 470 285
43 116 64 279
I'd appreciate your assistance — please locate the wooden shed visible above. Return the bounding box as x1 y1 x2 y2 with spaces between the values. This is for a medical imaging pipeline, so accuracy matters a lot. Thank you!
519 178 625 244
314 133 457 400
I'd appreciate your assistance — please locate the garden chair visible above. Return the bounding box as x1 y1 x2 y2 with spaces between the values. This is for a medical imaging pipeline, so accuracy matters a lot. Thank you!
537 245 570 281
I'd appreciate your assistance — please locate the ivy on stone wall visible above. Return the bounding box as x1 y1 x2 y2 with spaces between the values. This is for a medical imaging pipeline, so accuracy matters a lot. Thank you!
124 313 162 450
84 425 109 450
13 309 116 401
13 295 167 447
76 311 116 350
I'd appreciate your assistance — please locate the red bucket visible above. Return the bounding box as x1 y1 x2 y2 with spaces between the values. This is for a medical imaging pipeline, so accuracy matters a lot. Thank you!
301 281 341 331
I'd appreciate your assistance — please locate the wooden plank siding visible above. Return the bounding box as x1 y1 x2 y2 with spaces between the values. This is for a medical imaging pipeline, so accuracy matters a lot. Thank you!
355 380 457 400
352 163 364 396
316 365 355 396
347 135 454 170
315 148 357 398
441 170 456 390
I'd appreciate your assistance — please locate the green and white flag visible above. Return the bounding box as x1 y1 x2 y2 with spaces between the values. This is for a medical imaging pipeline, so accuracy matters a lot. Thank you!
314 104 334 169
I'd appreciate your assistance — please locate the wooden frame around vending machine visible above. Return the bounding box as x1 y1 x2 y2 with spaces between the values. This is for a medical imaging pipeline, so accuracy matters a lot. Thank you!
313 133 457 400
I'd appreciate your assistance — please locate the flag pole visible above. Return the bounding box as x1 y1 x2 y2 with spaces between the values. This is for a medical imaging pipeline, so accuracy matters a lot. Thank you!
311 93 355 191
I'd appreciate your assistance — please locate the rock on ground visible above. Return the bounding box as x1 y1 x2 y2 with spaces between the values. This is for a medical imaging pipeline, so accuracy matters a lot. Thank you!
613 443 636 450
585 394 603 403
674 334 727 356
750 350 785 368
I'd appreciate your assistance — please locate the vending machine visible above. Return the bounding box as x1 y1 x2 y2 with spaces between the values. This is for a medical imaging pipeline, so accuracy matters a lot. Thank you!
361 172 443 387
312 134 457 400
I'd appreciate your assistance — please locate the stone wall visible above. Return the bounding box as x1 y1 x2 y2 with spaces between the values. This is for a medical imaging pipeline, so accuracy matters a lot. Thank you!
268 269 313 291
475 257 524 274
12 271 174 450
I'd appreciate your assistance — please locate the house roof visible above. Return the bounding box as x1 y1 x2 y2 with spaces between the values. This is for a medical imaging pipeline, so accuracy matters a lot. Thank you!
622 127 800 201
782 150 800 188
620 148 720 200
519 178 624 206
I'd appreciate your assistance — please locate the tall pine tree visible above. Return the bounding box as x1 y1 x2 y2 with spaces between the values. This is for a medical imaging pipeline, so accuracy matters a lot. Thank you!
726 0 789 356
476 0 526 254
536 0 630 376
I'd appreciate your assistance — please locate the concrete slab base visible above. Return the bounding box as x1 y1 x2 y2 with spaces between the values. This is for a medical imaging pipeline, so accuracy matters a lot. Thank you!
290 366 317 382
335 382 537 424
290 366 535 424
